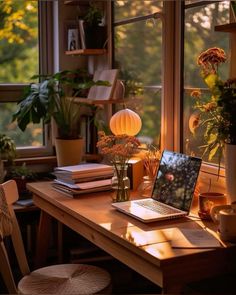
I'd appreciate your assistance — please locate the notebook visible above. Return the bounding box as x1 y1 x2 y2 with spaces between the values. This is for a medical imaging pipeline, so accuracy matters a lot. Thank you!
112 150 202 223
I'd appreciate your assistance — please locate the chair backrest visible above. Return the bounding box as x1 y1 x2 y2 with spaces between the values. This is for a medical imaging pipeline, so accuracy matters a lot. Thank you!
0 180 30 293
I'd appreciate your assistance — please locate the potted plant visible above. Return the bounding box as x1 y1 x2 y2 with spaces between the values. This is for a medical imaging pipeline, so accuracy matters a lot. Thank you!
82 2 107 49
0 134 16 183
7 162 36 197
189 47 236 204
12 69 109 166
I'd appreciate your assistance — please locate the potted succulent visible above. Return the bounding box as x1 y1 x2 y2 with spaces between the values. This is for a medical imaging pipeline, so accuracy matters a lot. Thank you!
0 134 16 183
82 2 107 49
12 69 109 166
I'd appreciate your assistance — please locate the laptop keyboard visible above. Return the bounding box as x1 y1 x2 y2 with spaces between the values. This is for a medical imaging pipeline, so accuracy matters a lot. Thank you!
134 199 180 215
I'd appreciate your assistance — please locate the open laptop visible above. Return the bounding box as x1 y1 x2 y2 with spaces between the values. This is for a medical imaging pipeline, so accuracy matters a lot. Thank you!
112 150 202 223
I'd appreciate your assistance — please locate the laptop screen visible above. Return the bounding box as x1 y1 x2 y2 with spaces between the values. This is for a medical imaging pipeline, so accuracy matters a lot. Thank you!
152 150 202 212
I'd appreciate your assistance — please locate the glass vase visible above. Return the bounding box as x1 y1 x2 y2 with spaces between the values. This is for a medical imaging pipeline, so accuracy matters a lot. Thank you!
111 164 130 202
138 175 155 198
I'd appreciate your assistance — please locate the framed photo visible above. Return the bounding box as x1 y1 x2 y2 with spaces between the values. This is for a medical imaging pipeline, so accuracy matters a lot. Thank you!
68 28 79 51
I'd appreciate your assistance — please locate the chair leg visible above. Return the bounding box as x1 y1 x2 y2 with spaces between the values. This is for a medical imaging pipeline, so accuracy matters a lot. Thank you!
34 211 52 268
0 240 18 294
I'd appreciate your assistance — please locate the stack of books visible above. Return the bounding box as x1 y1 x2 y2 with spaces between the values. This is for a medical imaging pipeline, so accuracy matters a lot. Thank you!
52 163 114 197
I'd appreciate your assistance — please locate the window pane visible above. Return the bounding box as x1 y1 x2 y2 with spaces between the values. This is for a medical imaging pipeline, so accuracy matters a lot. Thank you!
0 1 44 150
114 1 162 147
0 102 43 147
114 1 162 21
183 1 230 164
0 1 39 83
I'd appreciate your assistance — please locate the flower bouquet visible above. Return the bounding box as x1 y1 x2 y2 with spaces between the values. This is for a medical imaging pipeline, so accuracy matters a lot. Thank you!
97 131 140 202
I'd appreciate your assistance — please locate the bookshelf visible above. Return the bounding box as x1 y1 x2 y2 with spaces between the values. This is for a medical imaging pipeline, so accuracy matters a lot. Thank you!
71 97 126 105
215 22 236 32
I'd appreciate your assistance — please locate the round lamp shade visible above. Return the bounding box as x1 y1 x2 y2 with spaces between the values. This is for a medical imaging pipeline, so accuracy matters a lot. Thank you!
109 108 142 136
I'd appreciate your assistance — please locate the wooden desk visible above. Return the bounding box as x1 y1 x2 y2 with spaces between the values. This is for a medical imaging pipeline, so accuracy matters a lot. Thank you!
27 182 236 293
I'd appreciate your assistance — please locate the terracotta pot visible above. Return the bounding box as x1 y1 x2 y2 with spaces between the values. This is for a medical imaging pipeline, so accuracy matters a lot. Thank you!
225 143 236 204
55 138 84 167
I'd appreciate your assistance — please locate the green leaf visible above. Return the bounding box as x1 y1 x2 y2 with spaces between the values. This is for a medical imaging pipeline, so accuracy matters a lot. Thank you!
208 143 219 161
206 133 217 144
204 74 217 89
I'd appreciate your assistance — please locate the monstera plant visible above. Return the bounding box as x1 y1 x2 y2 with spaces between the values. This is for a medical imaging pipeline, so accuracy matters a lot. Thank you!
12 69 110 166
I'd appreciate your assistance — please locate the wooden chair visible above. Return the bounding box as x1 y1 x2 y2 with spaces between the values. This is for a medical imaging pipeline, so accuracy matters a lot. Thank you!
0 180 112 294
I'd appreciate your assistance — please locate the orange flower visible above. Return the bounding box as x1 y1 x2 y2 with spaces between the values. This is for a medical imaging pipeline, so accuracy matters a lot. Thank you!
97 131 141 166
189 111 200 134
191 89 201 99
197 47 226 75
203 102 217 112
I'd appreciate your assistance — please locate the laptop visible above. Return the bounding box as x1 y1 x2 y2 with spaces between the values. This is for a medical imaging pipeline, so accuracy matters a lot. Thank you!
112 150 202 223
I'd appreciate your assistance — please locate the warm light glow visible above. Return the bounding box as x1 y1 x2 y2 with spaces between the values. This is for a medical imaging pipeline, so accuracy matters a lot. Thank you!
109 108 142 136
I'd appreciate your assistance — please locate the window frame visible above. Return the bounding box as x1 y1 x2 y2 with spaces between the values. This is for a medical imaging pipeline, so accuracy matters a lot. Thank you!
0 1 54 158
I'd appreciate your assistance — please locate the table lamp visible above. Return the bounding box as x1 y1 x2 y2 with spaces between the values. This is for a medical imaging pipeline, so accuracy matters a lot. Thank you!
109 108 142 136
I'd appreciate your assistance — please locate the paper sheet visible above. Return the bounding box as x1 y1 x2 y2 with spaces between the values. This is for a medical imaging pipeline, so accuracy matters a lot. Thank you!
169 228 222 249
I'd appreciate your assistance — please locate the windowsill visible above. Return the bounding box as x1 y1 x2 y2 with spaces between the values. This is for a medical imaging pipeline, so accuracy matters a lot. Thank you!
9 153 102 166
13 156 57 166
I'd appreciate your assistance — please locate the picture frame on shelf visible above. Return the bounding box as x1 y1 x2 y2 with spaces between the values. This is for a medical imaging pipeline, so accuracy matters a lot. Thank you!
68 28 79 51
64 20 81 51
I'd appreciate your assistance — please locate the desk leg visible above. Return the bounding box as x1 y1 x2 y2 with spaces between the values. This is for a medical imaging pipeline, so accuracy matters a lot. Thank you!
34 210 52 269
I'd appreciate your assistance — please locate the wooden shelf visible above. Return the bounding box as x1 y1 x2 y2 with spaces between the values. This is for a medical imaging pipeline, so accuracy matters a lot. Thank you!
65 49 107 56
215 23 236 32
64 0 88 5
68 97 126 105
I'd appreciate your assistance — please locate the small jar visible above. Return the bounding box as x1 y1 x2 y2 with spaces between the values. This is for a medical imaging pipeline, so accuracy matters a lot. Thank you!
138 175 154 198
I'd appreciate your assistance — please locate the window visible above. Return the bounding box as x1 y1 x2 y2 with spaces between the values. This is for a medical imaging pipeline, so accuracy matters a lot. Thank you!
0 0 53 157
182 1 230 167
113 1 163 148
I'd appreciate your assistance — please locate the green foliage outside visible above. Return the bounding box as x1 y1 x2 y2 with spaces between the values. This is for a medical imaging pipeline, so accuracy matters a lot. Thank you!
0 1 41 147
114 1 162 147
0 0 38 83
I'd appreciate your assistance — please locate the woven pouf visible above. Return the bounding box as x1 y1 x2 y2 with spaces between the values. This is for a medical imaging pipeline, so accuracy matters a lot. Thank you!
18 264 112 294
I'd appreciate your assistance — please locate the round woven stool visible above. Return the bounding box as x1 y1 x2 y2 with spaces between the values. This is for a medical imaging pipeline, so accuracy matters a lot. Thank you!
18 264 112 294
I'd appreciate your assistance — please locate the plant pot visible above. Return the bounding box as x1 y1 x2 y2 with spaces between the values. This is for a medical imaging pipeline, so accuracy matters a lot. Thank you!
224 143 236 204
55 138 84 167
13 177 33 199
84 25 107 49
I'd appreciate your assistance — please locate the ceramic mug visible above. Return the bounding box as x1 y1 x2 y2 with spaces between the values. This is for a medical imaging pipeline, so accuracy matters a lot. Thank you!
198 192 226 220
210 202 236 242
